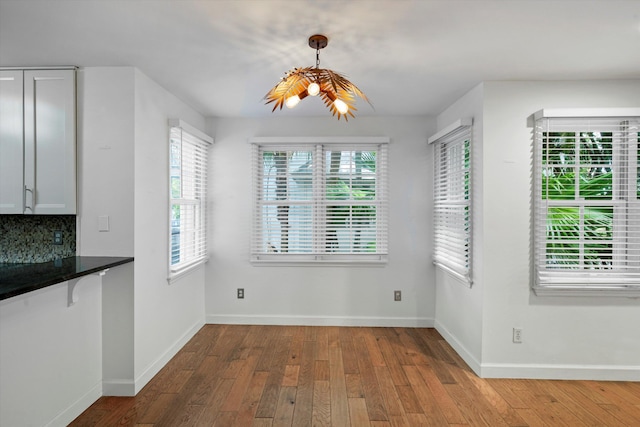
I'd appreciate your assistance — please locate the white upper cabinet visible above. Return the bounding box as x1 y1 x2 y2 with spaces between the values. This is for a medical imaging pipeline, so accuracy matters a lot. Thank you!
24 69 77 214
0 70 24 214
0 68 76 215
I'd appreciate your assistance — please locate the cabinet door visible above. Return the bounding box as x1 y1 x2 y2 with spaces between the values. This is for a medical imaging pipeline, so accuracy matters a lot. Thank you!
24 69 76 214
0 70 25 214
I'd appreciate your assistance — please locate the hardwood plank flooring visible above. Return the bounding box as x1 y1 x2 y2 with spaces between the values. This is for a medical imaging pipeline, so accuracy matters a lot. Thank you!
70 325 640 426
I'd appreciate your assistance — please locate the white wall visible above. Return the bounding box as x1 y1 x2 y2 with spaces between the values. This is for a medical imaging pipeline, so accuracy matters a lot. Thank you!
78 67 208 395
435 80 640 380
78 67 137 395
132 69 207 391
77 67 135 258
0 276 103 427
479 80 640 380
206 116 436 326
101 261 135 394
433 83 485 373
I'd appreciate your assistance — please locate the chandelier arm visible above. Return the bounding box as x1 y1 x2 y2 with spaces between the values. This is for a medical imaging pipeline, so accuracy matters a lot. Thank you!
264 34 370 119
263 69 313 110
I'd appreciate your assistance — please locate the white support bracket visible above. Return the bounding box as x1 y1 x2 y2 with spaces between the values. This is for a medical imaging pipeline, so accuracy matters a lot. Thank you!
68 269 109 307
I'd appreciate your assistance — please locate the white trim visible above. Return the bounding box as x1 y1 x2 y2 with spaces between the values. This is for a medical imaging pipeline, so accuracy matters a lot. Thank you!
533 284 640 298
206 314 433 328
168 119 213 145
0 66 78 71
435 320 640 381
46 381 102 427
102 379 135 397
251 254 388 266
534 108 640 121
132 319 204 394
249 136 390 145
434 262 472 287
168 257 208 283
427 118 472 144
434 320 482 376
480 363 640 381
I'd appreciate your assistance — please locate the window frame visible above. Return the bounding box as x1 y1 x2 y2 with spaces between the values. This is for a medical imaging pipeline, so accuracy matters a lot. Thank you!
532 108 640 297
428 118 473 286
250 136 389 266
168 119 213 281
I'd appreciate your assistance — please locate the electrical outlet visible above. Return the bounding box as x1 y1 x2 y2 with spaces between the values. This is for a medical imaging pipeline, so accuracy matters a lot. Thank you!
237 288 244 299
513 328 523 343
394 290 401 301
53 230 63 245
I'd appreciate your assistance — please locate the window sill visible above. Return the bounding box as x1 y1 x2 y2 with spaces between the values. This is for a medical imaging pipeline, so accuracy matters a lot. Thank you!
251 254 388 267
434 263 472 288
532 285 640 298
167 257 208 284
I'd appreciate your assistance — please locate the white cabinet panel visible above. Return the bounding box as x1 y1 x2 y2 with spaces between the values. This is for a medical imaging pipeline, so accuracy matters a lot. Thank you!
0 68 76 215
24 70 76 214
0 70 24 214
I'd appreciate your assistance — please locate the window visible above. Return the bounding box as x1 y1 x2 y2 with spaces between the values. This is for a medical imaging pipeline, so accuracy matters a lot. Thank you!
429 119 472 284
251 137 388 264
533 109 640 296
169 119 212 277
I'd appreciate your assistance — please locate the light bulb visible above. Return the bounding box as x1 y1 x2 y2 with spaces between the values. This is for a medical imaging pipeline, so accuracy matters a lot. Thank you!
285 95 301 109
307 82 320 96
334 99 349 114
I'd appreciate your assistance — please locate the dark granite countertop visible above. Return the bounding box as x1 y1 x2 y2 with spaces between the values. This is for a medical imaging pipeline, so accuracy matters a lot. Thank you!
0 256 134 301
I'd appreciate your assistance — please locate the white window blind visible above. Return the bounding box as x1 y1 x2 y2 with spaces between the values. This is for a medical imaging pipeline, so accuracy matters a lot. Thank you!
169 120 212 276
533 109 640 295
429 119 472 284
251 138 388 264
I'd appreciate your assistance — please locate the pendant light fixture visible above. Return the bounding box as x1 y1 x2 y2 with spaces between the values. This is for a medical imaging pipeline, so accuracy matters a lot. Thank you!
263 34 371 121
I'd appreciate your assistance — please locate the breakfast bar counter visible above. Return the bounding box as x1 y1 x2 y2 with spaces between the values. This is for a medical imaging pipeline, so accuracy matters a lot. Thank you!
0 256 134 301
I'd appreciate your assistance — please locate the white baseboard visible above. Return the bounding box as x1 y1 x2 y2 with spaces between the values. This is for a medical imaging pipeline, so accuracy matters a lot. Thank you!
480 363 640 381
133 319 204 395
102 379 136 397
434 320 482 375
434 320 640 381
206 314 433 328
46 381 102 427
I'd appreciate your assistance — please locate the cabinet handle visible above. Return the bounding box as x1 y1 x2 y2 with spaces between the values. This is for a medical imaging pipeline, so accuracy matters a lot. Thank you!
24 186 33 213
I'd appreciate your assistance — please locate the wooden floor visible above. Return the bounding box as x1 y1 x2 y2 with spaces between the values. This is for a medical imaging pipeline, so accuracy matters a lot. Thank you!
71 325 640 426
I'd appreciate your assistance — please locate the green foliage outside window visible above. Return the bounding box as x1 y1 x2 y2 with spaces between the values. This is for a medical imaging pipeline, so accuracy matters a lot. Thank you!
542 131 615 268
325 151 377 253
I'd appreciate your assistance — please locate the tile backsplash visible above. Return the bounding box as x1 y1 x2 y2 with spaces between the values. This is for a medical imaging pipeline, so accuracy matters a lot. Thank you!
0 215 76 263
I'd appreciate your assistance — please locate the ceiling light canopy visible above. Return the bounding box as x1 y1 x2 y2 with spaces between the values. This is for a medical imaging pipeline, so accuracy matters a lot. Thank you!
264 34 371 121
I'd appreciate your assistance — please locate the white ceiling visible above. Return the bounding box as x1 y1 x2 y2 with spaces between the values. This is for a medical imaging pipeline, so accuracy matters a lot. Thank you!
1 0 639 119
